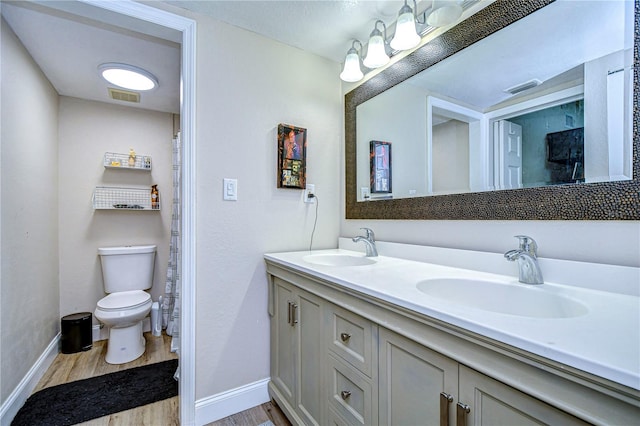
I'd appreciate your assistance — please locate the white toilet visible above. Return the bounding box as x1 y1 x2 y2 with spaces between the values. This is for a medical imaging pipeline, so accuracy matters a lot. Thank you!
94 245 156 364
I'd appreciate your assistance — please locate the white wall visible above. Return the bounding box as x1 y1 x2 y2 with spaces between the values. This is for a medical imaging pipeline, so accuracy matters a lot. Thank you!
432 120 469 194
340 220 639 268
584 50 627 182
188 14 342 400
356 83 428 199
57 97 173 322
1 17 60 402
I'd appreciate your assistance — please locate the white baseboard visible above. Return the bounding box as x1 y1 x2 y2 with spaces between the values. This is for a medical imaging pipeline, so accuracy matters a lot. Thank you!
93 317 151 342
194 378 270 426
0 333 60 426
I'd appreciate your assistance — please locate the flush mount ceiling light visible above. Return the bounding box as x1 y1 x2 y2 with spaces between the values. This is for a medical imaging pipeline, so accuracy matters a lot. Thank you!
340 40 364 82
363 20 390 69
99 63 158 91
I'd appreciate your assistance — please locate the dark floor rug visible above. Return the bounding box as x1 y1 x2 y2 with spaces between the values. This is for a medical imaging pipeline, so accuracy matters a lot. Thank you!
12 359 178 426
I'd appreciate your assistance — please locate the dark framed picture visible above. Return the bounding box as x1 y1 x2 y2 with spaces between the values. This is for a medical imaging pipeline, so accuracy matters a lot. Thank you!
277 124 307 189
370 140 391 193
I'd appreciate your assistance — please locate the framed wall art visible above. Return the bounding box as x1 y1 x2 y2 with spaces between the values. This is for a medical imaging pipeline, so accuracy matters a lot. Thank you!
277 123 307 189
370 140 391 193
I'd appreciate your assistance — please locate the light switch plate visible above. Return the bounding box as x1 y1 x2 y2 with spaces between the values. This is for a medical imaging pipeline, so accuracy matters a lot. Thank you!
223 178 237 201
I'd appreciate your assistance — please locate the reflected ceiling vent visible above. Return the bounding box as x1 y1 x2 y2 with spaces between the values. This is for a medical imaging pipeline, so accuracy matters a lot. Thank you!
504 79 543 95
108 88 140 103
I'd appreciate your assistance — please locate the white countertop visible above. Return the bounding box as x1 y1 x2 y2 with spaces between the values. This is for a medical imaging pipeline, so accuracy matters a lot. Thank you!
264 248 640 390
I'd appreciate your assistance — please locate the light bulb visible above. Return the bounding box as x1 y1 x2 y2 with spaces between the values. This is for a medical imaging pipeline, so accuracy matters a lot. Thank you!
340 49 363 82
390 5 421 51
427 0 463 27
363 30 390 69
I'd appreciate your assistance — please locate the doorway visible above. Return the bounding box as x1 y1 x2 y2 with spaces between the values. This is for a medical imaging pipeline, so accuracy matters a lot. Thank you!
86 3 197 424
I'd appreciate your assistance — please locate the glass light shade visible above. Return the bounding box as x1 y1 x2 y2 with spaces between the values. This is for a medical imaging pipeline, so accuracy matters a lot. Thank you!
363 33 390 69
340 50 363 82
99 63 158 91
390 9 421 51
427 1 463 27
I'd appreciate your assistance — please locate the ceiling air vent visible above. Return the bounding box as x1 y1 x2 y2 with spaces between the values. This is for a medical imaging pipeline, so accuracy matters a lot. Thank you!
108 88 140 103
504 79 542 96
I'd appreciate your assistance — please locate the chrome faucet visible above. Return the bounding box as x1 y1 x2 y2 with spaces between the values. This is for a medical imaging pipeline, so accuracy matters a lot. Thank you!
504 235 544 285
352 228 378 257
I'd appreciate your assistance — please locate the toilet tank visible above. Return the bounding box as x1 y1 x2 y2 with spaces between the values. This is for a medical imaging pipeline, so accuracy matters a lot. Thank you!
98 245 156 293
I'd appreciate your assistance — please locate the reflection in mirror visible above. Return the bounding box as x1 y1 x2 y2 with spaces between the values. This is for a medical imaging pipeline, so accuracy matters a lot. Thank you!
356 0 633 201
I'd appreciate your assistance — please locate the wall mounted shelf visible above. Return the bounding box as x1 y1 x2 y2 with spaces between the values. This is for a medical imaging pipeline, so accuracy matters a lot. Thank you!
93 186 160 210
103 152 152 171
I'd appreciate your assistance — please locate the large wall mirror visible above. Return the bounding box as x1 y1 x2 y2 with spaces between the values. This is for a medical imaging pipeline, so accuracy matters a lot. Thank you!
345 0 640 220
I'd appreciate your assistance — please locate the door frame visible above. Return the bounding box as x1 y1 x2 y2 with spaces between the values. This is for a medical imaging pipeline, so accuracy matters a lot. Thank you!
80 1 197 424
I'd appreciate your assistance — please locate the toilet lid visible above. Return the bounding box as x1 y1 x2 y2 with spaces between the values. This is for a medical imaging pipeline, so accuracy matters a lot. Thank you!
97 290 151 311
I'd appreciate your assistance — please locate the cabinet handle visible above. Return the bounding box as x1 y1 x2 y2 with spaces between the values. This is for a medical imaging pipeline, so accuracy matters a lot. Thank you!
456 402 471 426
340 390 351 400
340 332 351 342
287 302 292 325
439 392 453 426
292 303 298 325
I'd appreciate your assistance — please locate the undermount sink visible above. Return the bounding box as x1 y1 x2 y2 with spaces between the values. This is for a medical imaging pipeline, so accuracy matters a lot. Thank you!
303 253 376 267
416 278 588 318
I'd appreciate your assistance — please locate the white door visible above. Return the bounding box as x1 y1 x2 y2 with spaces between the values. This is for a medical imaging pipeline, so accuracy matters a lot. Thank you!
496 120 523 189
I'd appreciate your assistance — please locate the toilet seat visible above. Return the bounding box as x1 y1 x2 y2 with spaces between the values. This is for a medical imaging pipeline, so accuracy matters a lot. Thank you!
97 290 151 311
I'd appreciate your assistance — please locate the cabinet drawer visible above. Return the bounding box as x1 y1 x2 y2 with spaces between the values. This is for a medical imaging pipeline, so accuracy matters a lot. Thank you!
327 304 375 377
328 355 374 426
328 407 351 426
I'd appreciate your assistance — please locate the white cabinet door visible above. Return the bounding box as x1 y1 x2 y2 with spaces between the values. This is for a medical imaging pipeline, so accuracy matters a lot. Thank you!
297 290 324 425
272 278 296 406
378 327 458 426
457 365 590 426
270 277 323 426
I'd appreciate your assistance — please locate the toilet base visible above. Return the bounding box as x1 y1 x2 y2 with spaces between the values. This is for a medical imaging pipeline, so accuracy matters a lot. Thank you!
105 321 146 364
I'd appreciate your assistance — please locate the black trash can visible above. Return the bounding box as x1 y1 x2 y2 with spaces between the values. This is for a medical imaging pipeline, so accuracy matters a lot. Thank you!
61 312 92 354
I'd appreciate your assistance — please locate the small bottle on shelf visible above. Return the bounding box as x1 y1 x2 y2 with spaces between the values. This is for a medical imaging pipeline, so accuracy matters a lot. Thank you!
151 185 159 209
128 148 136 167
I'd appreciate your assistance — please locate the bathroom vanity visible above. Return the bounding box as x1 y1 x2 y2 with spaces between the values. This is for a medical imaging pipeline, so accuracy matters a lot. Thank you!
264 242 639 426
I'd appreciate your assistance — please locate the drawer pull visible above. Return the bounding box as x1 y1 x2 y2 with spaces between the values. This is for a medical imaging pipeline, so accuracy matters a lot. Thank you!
440 392 453 426
456 402 471 426
292 303 298 324
340 332 352 342
340 390 351 400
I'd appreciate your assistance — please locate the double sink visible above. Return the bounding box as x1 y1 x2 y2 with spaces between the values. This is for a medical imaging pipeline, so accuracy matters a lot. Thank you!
303 252 587 319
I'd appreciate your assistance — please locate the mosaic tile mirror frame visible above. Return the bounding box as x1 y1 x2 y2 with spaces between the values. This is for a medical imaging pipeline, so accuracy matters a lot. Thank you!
345 0 639 220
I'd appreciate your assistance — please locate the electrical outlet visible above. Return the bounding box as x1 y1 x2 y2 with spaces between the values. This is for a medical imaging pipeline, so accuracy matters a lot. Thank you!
304 183 315 203
360 187 370 200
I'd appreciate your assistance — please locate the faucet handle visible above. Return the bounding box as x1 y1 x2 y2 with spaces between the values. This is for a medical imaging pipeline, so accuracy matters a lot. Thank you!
360 227 375 241
514 235 538 256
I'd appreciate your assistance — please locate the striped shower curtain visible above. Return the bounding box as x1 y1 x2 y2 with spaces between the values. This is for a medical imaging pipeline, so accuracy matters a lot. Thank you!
163 132 181 376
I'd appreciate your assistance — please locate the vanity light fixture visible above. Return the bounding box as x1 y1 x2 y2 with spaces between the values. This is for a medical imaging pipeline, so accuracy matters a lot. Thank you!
363 20 390 69
340 0 467 82
99 63 158 91
426 0 463 27
390 0 421 51
340 40 364 82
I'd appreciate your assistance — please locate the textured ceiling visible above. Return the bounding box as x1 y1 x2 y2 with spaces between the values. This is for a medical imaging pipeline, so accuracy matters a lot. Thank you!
1 1 629 115
165 0 412 63
1 0 420 113
2 1 181 113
